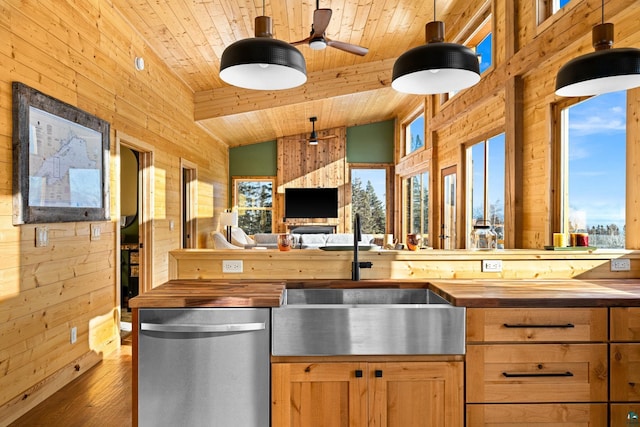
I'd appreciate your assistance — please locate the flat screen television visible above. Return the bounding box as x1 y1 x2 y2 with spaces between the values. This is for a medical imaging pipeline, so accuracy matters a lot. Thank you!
284 187 339 219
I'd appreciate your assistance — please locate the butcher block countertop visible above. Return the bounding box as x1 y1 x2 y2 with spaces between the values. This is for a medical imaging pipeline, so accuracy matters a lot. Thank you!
128 280 286 308
129 278 640 309
429 279 640 308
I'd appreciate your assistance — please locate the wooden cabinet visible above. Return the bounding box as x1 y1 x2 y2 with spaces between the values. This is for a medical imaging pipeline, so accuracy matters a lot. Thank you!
466 307 608 426
272 361 463 427
610 308 640 426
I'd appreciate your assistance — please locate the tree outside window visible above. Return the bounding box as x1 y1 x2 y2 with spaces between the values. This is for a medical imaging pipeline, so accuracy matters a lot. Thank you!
403 171 429 246
560 91 626 248
351 169 387 234
233 178 274 235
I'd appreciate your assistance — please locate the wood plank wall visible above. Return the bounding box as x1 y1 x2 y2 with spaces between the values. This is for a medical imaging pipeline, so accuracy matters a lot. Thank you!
0 0 227 424
276 127 347 233
395 0 640 249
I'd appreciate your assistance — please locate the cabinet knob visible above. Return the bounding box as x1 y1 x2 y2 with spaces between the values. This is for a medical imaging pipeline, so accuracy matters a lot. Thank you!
355 370 363 378
375 370 383 378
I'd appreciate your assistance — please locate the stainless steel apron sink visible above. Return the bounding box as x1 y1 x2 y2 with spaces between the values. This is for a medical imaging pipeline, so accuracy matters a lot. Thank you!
272 288 465 356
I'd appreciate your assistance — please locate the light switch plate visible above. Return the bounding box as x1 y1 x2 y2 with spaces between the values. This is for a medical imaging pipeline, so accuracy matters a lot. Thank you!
36 226 48 247
90 224 101 241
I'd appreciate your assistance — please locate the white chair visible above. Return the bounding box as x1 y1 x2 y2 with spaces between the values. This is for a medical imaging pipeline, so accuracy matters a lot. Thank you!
229 226 256 248
211 231 243 249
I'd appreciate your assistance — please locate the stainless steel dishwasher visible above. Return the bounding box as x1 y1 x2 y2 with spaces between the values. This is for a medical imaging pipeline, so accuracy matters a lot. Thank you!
137 308 270 427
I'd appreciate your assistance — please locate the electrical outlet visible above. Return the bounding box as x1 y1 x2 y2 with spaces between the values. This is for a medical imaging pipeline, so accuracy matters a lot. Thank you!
482 259 503 272
70 326 77 344
222 260 243 273
611 258 631 272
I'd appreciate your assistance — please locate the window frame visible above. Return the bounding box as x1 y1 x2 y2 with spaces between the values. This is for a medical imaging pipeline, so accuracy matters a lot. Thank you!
231 176 275 234
350 163 394 234
552 93 627 249
464 133 506 249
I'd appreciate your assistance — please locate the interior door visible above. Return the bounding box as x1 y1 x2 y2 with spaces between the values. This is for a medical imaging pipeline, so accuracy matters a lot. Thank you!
441 166 457 249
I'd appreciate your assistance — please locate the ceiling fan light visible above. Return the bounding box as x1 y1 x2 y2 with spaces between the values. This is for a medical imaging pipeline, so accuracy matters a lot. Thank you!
220 16 307 90
309 139 318 145
392 21 480 95
555 47 640 97
309 37 327 50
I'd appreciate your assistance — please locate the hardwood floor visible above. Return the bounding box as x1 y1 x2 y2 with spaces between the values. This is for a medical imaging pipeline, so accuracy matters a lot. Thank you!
10 335 133 427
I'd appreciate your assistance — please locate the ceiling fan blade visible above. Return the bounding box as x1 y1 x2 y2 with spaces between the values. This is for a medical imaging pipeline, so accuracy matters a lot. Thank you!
312 8 332 36
326 39 369 56
291 36 312 46
317 134 338 140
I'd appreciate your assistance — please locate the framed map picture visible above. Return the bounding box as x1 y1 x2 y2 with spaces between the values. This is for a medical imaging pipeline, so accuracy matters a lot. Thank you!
12 82 110 224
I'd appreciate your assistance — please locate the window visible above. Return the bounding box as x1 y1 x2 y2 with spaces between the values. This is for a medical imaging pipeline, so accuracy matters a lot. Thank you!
475 32 492 74
465 133 505 248
351 168 388 233
405 113 425 155
232 178 274 234
538 0 573 23
558 91 626 248
403 171 429 246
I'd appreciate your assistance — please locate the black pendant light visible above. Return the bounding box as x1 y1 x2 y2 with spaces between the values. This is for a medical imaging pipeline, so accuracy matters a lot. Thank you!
392 0 480 95
219 1 307 90
555 0 640 97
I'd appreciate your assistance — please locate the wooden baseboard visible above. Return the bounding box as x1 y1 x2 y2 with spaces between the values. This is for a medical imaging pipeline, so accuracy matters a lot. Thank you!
0 348 109 425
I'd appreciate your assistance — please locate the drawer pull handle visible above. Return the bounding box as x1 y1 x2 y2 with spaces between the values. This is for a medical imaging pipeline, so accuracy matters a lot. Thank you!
503 323 575 329
502 371 574 378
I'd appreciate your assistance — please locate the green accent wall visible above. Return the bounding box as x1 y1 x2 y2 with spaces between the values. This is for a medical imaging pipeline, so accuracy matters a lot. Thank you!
229 140 278 177
346 119 395 163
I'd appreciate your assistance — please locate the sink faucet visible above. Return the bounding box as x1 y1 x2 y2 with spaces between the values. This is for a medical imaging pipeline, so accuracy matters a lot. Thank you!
352 213 373 281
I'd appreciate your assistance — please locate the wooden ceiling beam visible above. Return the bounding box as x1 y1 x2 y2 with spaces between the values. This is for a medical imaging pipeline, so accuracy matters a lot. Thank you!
193 58 396 121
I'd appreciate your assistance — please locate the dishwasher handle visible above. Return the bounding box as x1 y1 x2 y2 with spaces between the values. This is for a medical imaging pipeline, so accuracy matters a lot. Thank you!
140 322 266 333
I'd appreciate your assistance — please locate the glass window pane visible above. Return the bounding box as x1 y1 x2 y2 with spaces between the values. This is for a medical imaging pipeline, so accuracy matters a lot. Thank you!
563 91 626 248
476 33 492 73
421 171 429 245
234 179 274 234
352 169 387 234
405 114 425 154
470 143 486 225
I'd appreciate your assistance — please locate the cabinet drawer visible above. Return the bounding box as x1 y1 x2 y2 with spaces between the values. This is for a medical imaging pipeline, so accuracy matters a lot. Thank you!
611 343 640 402
467 308 607 343
467 403 607 426
611 308 640 341
466 343 608 403
610 403 640 427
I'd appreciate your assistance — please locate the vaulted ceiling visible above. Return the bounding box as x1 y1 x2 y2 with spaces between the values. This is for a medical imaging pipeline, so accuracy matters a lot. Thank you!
113 0 462 146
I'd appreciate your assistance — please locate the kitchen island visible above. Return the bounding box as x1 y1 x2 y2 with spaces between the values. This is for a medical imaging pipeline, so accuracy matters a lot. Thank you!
130 278 640 426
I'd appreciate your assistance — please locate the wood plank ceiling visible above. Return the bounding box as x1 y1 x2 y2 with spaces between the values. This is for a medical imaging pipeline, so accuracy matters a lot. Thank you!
113 0 459 147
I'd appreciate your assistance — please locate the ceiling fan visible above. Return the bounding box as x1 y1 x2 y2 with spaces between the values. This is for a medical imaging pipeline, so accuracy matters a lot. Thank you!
301 117 337 145
291 0 369 56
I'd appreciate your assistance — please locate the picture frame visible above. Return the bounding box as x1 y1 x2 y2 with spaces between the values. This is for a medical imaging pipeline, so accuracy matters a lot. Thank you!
12 82 110 224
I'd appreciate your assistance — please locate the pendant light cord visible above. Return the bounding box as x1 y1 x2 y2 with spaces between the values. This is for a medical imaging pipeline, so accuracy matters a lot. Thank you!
433 0 436 21
601 0 604 24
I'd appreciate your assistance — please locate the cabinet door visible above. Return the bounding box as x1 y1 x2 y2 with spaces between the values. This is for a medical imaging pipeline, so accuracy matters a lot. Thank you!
611 343 640 402
611 308 640 341
368 362 463 427
610 403 640 427
272 362 367 427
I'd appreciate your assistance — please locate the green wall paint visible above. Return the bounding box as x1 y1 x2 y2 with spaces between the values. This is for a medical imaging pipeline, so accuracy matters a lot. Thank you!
228 120 395 184
346 119 395 163
229 140 278 177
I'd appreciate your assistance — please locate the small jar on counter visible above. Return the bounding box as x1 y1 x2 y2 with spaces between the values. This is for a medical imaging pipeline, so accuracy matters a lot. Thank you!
470 220 497 250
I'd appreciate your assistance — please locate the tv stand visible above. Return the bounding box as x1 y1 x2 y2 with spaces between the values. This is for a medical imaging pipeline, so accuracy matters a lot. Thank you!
287 224 337 234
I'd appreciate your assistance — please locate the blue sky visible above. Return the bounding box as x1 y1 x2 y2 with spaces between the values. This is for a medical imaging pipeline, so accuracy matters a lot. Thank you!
567 91 626 228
